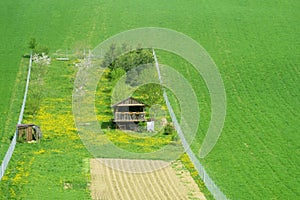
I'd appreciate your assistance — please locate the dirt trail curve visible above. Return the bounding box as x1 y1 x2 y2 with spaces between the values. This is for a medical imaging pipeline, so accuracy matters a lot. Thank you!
90 158 206 200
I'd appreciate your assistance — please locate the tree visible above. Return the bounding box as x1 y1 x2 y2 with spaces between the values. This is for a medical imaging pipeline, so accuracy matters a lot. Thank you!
101 43 120 69
29 37 37 50
125 68 139 86
28 38 49 55
102 43 154 74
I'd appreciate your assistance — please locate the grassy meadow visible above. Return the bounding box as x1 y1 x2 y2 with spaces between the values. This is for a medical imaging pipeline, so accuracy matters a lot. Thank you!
0 0 299 199
0 60 92 199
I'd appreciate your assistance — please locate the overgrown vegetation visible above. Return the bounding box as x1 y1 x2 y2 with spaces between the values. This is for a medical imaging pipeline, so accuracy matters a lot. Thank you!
25 53 51 117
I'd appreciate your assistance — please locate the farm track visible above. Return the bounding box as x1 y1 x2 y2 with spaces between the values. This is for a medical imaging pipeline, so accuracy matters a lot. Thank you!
90 158 206 200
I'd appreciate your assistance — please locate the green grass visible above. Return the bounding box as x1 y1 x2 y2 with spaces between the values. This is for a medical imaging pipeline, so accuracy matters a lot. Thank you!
0 58 28 160
0 60 91 199
0 0 299 199
156 47 299 199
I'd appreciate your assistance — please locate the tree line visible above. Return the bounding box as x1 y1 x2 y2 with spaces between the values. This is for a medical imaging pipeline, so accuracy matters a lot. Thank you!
101 44 154 86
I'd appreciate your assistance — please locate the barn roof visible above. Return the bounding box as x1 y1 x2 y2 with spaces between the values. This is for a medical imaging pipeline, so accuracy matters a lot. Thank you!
111 97 146 108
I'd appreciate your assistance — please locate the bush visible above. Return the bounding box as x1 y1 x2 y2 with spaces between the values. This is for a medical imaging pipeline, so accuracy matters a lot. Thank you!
111 68 126 81
163 123 174 135
137 121 146 132
28 37 50 55
35 45 49 55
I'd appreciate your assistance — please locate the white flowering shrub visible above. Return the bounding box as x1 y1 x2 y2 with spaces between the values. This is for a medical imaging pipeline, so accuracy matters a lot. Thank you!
33 53 51 66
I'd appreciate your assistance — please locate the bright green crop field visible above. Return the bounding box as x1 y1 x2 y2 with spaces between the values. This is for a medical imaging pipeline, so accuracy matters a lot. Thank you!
0 0 299 199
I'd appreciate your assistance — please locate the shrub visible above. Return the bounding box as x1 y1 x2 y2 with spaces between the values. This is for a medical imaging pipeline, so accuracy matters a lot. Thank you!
163 123 174 135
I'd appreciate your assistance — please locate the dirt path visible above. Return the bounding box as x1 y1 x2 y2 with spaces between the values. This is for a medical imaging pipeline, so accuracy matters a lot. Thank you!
90 158 206 200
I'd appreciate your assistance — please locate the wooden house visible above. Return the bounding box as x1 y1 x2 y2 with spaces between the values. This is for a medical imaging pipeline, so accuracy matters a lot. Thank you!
17 124 42 142
112 97 146 130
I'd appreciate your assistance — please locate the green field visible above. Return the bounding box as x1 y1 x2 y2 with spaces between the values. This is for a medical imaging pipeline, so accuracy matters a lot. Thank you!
0 0 299 199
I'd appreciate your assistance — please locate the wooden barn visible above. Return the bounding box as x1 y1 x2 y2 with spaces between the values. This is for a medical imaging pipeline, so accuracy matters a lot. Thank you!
17 124 42 142
112 97 146 130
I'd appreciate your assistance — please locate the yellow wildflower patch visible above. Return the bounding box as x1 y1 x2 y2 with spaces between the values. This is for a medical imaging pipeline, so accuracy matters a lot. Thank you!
12 157 35 185
12 173 22 184
106 130 172 153
34 149 46 155
34 103 80 141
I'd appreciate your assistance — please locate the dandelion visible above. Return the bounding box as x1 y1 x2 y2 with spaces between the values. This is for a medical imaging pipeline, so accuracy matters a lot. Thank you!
33 149 46 155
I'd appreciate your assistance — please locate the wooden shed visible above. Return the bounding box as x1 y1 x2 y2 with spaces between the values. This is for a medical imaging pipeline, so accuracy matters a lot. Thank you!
112 97 146 130
17 124 42 142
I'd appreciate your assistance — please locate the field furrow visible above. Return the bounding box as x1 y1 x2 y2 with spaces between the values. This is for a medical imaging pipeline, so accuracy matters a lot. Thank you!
144 161 169 199
90 158 205 200
111 160 132 199
151 162 185 199
122 159 148 200
134 160 162 199
105 160 122 200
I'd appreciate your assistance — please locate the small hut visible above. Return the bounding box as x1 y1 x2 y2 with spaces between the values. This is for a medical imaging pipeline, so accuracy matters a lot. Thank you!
112 97 146 130
17 124 42 142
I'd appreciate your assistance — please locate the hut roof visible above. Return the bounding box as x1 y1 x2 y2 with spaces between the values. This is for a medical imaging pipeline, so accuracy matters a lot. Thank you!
17 124 39 129
111 97 146 108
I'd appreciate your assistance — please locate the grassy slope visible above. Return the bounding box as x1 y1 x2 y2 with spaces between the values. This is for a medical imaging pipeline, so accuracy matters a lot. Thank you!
0 0 298 199
0 58 28 159
156 1 300 199
194 2 300 199
0 1 25 157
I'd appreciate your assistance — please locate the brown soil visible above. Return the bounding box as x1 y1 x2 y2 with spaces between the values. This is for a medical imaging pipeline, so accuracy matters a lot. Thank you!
90 158 206 200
